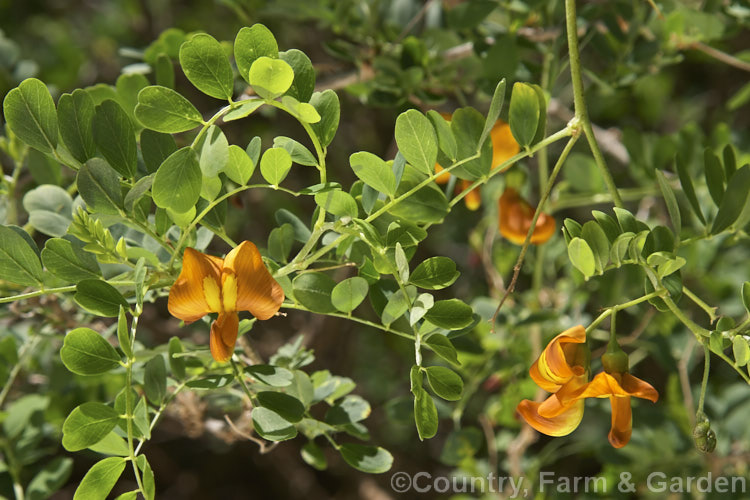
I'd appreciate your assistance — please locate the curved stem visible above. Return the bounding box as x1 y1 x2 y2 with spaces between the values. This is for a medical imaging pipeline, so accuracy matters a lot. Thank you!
564 0 623 208
697 344 710 416
281 302 414 340
491 134 579 329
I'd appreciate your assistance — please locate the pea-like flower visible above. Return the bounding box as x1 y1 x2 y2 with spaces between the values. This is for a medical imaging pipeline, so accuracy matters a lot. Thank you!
516 326 589 436
168 241 284 363
498 187 555 245
434 118 520 210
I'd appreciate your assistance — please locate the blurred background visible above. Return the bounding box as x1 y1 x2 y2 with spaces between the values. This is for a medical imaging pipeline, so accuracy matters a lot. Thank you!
2 0 750 498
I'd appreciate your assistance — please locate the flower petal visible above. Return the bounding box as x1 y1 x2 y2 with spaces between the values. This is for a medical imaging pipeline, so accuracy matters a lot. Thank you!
490 120 519 170
210 311 239 363
530 325 587 392
434 163 451 185
168 247 222 323
223 241 284 320
608 395 632 448
621 373 659 402
460 181 481 210
517 397 585 437
537 373 589 418
499 188 555 246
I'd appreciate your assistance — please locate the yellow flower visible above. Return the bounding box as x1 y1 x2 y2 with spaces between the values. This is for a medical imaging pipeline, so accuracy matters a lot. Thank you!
517 326 659 447
498 187 555 245
434 118 520 210
516 326 589 436
168 241 284 362
563 371 659 448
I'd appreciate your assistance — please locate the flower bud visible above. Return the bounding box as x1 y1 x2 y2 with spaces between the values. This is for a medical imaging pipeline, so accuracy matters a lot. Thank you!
601 338 629 374
692 415 717 453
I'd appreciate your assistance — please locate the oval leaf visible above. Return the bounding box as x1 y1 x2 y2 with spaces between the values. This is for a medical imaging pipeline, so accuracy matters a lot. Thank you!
61 327 121 375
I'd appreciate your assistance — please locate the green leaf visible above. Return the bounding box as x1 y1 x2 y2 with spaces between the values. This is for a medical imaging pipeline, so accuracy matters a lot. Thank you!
309 90 339 148
424 334 460 366
249 57 295 100
61 327 121 375
136 456 155 500
424 299 473 330
395 109 437 175
27 147 62 186
62 402 119 452
3 394 47 438
87 431 129 456
140 129 177 173
389 166 449 224
0 225 43 286
325 395 371 426
252 407 297 441
395 242 409 282
234 24 278 85
381 289 410 326
74 279 129 317
339 443 393 474
742 282 750 315
268 223 294 263
135 85 203 133
426 110 457 161
711 165 750 234
224 144 256 185
92 100 137 178
704 148 725 206
58 89 96 162
245 365 294 387
27 457 73 500
349 152 396 197
116 306 132 359
480 78 506 147
314 190 358 219
257 391 305 423
655 170 682 236
198 125 229 177
613 207 638 233
152 146 202 213
331 277 369 313
260 147 293 185
301 442 327 470
280 49 315 102
568 237 596 279
280 95 321 123
293 272 336 313
42 238 101 282
73 457 126 500
167 337 186 380
581 221 610 274
273 136 317 166
733 337 750 367
22 184 73 237
509 82 540 149
276 208 311 242
155 52 174 88
115 73 149 125
179 33 234 100
412 386 438 440
124 174 153 213
410 256 459 290
675 156 706 225
3 78 58 153
450 107 492 180
224 99 264 122
77 159 124 215
424 366 463 401
144 355 167 405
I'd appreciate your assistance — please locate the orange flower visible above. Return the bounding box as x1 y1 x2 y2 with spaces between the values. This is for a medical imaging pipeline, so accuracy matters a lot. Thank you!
564 371 658 448
498 187 555 245
434 118 519 210
168 241 284 363
516 326 589 436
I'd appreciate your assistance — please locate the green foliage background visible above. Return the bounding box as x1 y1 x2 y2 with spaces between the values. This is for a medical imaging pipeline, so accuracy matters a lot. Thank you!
1 0 750 498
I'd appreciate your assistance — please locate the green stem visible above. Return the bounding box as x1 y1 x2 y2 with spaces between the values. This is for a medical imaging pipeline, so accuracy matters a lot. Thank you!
281 303 415 340
124 313 145 494
231 359 257 404
0 281 135 304
0 335 40 409
697 344 710 415
548 187 660 212
491 134 579 328
585 289 665 333
564 0 623 208
683 287 718 323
